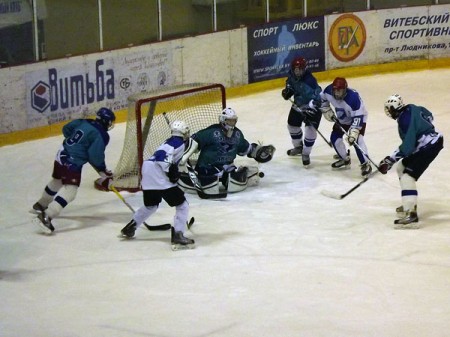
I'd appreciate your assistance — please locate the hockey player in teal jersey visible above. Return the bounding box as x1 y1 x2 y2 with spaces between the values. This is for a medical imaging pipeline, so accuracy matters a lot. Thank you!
178 107 275 199
281 56 322 166
379 94 444 228
32 107 116 234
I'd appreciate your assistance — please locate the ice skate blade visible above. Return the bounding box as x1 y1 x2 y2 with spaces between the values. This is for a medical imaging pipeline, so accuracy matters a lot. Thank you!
171 243 195 251
33 217 54 235
394 223 421 230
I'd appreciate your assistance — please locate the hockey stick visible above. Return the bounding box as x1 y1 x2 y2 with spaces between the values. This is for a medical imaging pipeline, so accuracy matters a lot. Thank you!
321 170 378 200
289 98 332 148
110 185 171 231
333 118 381 170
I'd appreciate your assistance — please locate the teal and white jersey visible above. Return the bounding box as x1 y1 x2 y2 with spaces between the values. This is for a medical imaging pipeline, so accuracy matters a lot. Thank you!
191 124 251 171
61 119 110 172
392 104 441 160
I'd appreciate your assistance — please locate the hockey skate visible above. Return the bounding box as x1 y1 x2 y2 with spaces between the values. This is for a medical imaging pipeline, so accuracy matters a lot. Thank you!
331 156 351 169
171 227 195 251
360 162 372 177
396 205 417 217
121 220 137 238
394 210 420 229
29 202 47 215
34 211 55 234
302 154 310 166
287 144 303 156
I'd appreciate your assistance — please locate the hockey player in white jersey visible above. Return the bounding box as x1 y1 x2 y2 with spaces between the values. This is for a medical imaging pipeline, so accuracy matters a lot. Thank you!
120 120 194 250
320 77 372 177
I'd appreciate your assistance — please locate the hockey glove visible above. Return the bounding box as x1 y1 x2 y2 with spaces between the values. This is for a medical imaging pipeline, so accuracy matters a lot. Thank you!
281 87 294 100
168 163 180 183
346 128 360 146
321 107 336 122
308 99 321 111
248 143 276 163
378 156 396 174
95 169 113 191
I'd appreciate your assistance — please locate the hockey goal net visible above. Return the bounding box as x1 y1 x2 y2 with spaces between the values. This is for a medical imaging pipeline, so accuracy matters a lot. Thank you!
111 83 226 192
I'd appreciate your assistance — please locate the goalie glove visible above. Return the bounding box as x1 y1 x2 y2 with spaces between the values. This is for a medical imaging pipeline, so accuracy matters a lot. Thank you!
248 143 276 163
281 86 294 100
378 156 396 174
346 128 360 146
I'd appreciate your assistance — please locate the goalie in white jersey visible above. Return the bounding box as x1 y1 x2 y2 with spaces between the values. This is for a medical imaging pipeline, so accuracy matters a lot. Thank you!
120 120 195 250
320 77 372 177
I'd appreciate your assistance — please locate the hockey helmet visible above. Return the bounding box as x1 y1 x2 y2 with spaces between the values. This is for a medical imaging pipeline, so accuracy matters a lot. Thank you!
96 107 116 130
219 107 238 138
332 77 348 100
171 120 190 140
291 57 307 78
384 94 405 120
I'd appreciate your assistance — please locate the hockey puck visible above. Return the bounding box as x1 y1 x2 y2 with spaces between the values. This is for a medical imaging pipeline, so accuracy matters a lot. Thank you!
258 172 265 178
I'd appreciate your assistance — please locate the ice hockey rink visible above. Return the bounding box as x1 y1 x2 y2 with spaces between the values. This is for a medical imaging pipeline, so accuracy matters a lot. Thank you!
1 68 449 337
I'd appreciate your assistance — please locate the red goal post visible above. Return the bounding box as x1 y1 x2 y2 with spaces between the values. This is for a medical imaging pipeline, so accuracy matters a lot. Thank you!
110 83 226 192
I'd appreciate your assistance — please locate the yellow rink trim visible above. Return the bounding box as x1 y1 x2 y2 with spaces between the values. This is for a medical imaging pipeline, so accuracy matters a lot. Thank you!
1 57 449 147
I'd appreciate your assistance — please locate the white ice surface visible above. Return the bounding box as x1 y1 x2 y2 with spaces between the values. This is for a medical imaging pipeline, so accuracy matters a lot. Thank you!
1 69 449 337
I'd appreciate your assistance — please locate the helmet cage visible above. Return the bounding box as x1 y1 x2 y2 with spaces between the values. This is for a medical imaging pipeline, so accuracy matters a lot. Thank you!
219 108 238 137
384 94 405 119
170 120 190 140
332 77 348 100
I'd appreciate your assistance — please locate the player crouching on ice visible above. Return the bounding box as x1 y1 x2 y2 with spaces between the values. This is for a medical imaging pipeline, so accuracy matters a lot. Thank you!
178 107 275 199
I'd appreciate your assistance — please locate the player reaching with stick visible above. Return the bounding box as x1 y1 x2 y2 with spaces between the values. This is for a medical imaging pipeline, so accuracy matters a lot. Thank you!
31 107 116 234
320 77 373 177
379 94 443 228
120 120 195 250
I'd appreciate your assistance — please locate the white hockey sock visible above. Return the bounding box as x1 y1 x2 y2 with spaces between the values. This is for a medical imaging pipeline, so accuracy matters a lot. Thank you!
173 200 189 232
46 184 78 219
38 178 63 207
287 124 303 148
399 173 417 212
134 205 158 227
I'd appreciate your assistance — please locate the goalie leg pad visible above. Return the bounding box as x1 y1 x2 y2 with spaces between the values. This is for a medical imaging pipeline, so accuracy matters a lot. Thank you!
228 167 248 193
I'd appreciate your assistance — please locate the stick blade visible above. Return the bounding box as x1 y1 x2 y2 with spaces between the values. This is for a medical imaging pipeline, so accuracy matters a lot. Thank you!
320 189 344 200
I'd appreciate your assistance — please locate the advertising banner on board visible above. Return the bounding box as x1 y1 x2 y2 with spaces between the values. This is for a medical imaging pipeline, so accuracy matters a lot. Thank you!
247 17 325 83
24 49 173 127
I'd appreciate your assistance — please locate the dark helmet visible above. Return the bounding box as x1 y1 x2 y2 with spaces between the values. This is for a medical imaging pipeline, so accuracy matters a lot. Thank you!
332 77 348 100
96 107 116 130
291 57 307 78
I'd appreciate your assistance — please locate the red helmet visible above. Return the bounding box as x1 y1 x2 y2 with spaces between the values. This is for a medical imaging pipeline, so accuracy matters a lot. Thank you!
291 57 307 78
291 57 307 71
332 77 348 100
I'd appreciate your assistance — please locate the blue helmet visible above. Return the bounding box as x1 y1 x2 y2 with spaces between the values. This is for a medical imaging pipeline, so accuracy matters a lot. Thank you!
96 107 116 130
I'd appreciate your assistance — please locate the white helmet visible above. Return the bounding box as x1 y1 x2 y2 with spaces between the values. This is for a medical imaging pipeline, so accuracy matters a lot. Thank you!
219 107 238 137
171 120 190 140
384 94 405 119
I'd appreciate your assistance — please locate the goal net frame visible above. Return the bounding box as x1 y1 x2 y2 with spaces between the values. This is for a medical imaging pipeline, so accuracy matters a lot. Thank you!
110 83 226 192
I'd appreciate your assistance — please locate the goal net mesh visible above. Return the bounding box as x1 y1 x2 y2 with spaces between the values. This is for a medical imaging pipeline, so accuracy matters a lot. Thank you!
112 83 226 191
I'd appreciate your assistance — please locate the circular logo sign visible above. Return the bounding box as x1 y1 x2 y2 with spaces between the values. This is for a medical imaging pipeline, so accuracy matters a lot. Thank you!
328 14 366 62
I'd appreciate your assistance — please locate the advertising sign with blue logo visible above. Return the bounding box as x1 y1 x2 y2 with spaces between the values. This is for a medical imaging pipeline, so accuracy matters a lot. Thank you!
25 49 172 127
247 17 325 83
